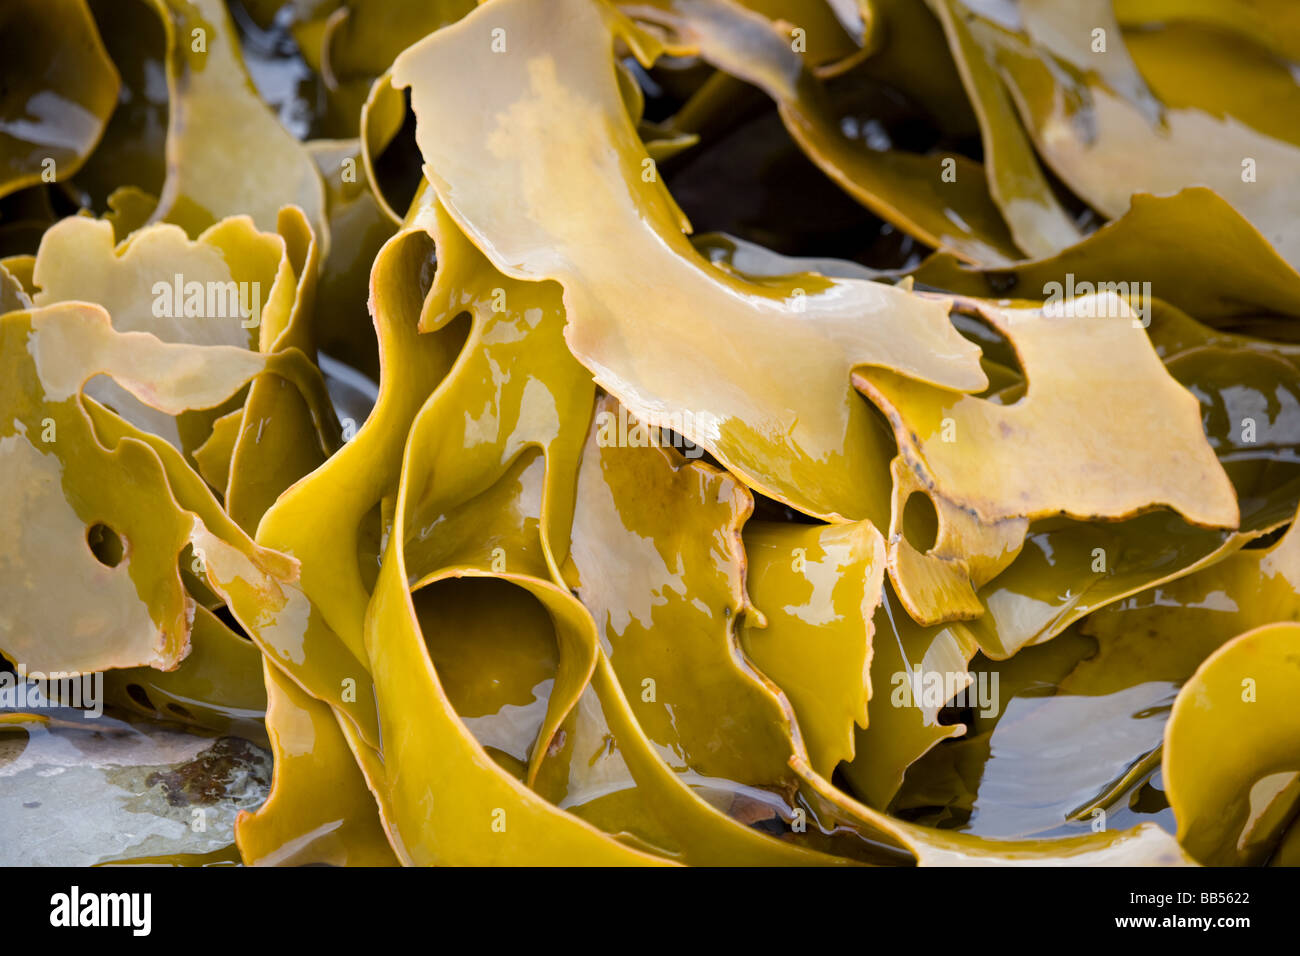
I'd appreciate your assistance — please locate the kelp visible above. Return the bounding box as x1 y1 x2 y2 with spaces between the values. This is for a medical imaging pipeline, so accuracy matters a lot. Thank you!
74 0 170 211
912 188 1300 322
626 0 1022 264
3 0 1300 869
307 139 391 381
857 292 1239 629
1163 623 1300 867
741 520 882 776
392 0 989 524
1114 0 1300 64
0 300 312 672
235 659 397 866
0 0 120 200
146 0 327 243
32 214 294 446
928 0 1082 258
987 3 1300 267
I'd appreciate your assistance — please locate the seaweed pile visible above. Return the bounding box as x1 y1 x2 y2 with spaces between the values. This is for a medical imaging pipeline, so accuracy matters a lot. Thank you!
2 0 1299 866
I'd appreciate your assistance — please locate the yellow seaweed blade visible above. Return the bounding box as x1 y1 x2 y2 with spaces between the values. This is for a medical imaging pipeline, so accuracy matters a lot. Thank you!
391 0 987 522
1164 622 1300 866
236 659 398 866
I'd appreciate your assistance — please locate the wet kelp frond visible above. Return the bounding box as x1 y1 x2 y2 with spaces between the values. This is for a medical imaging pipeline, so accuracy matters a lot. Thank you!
2 0 1299 867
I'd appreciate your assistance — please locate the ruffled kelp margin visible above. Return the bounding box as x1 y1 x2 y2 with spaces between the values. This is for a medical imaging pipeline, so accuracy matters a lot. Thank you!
2 0 1299 867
